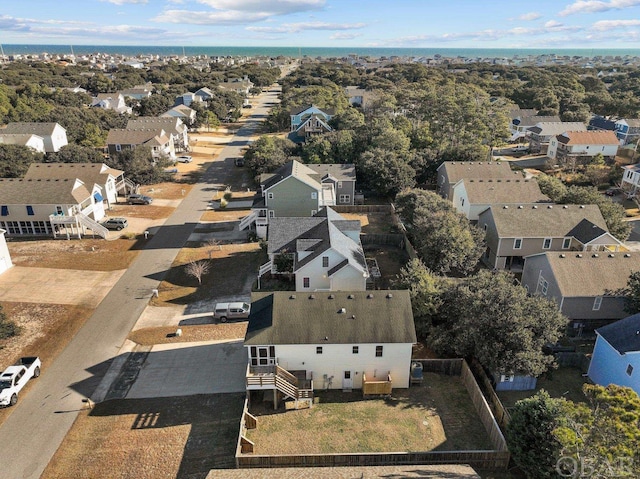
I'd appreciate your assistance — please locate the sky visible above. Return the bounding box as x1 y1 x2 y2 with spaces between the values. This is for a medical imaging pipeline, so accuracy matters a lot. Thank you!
2 0 640 49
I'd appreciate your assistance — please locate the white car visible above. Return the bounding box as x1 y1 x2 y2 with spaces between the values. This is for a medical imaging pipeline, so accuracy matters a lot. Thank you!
177 155 193 163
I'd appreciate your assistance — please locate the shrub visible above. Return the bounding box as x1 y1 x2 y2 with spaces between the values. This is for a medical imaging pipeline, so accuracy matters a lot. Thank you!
223 191 233 201
0 306 21 340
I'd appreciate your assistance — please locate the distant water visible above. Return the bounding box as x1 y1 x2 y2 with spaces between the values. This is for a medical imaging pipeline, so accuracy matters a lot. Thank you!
3 44 640 59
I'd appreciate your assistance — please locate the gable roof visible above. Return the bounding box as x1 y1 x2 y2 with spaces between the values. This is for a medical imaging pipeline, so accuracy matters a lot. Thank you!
516 115 561 127
106 129 169 146
480 204 609 238
2 122 64 136
533 252 640 298
0 133 43 148
244 290 416 346
557 130 619 145
127 117 186 136
438 161 518 184
625 119 640 128
589 115 616 131
24 162 123 184
509 108 538 120
306 163 356 181
0 178 91 204
290 104 335 116
565 218 609 244
460 178 549 204
596 313 640 354
528 122 587 136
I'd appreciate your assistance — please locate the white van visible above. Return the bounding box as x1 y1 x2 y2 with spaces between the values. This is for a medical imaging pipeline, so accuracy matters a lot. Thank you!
213 302 251 322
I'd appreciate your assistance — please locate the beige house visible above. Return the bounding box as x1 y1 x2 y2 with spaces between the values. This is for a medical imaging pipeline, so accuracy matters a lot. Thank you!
106 128 175 160
436 161 520 200
479 203 623 270
527 121 586 154
127 117 189 154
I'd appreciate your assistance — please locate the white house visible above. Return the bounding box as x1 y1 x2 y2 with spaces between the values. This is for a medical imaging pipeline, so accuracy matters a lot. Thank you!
263 207 369 291
587 314 640 396
0 229 12 275
244 290 416 406
127 117 189 153
452 178 549 221
161 105 197 125
106 128 175 160
0 133 46 153
547 130 619 162
621 163 640 197
91 93 132 115
0 122 68 153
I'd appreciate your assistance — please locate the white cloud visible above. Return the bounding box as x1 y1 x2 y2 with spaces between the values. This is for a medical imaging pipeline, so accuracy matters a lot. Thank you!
101 0 148 4
153 9 270 24
591 18 640 30
330 32 362 40
246 21 365 33
518 12 542 21
559 0 640 16
197 0 324 15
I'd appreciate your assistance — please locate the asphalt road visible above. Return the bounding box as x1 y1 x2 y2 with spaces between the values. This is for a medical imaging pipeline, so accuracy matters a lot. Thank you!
0 87 280 479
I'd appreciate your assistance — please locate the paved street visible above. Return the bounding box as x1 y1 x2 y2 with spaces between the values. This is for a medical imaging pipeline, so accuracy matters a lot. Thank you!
0 88 279 479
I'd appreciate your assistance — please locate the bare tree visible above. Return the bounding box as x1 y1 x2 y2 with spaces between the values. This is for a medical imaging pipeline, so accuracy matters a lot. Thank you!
185 260 211 285
203 238 221 259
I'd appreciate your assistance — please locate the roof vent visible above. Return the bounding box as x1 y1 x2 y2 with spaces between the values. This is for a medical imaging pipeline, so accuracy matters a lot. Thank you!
579 205 585 209
386 293 393 299
350 315 356 320
289 294 296 300
324 336 329 341
518 205 523 209
608 253 615 258
503 205 509 209
592 254 599 258
547 205 553 208
625 253 632 258
367 293 374 299
560 254 566 258
532 205 538 209
576 254 583 258
309 294 315 300
347 294 354 299
328 294 335 299
563 205 568 209
338 308 346 314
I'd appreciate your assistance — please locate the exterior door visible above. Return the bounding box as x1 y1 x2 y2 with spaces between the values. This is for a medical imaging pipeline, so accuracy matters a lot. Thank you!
342 370 353 389
257 346 275 366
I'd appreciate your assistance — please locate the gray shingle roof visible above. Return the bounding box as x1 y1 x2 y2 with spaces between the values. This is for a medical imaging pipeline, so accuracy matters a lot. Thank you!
260 160 356 191
481 204 608 238
0 178 91 204
244 291 416 346
106 129 169 146
597 313 640 354
536 252 640 297
127 117 186 136
439 162 518 184
517 115 562 127
461 179 549 204
307 163 356 181
566 218 608 244
24 163 123 184
527 122 586 136
1 122 64 136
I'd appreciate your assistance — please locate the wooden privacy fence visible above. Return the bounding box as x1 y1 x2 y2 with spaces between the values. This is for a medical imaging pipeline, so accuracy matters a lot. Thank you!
555 352 590 372
236 358 510 471
468 358 511 430
331 205 394 213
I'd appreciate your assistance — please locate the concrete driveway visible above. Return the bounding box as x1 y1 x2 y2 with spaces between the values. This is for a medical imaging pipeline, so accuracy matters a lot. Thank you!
125 340 247 398
0 266 125 307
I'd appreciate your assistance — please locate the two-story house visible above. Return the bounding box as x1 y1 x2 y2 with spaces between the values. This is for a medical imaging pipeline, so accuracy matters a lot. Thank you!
127 117 189 154
614 119 640 145
452 178 550 221
0 133 46 153
262 207 369 291
91 93 132 115
105 128 175 160
0 122 68 153
241 160 356 239
161 105 197 125
588 314 640 396
244 290 416 407
479 204 623 270
621 163 640 197
510 110 560 141
522 252 640 331
218 76 253 96
436 161 520 201
548 130 619 163
290 105 334 141
527 122 586 154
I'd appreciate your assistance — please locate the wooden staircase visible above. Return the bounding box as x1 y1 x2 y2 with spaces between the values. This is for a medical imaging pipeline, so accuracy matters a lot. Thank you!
246 364 313 409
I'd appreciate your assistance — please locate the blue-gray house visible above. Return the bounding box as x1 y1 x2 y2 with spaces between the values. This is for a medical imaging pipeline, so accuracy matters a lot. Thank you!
587 313 640 396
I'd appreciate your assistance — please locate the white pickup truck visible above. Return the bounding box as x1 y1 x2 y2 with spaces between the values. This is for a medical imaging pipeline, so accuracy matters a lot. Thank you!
0 357 41 407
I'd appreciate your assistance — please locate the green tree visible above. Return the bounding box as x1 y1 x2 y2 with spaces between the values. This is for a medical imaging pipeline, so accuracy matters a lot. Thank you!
244 135 297 177
46 144 105 164
430 270 565 376
329 107 365 130
357 148 415 197
0 144 44 177
107 146 172 185
506 390 567 479
624 270 640 314
537 174 568 201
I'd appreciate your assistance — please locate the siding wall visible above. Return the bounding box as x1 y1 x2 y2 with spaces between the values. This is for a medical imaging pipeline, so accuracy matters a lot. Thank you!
588 336 640 396
268 178 318 217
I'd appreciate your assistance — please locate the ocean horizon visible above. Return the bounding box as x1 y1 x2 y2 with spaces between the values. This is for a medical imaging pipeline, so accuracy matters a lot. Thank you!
3 44 640 59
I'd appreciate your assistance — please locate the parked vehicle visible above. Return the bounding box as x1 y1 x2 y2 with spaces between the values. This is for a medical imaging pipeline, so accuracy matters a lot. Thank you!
127 194 153 205
176 155 192 163
234 157 245 167
213 302 251 322
512 145 529 153
101 217 128 230
0 357 41 407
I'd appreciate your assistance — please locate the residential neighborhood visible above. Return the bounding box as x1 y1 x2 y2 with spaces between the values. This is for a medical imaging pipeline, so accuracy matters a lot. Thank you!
0 46 640 479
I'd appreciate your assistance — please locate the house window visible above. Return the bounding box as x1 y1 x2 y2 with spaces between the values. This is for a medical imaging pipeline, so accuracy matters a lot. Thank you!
26 206 34 216
543 238 552 249
311 192 318 199
339 194 350 203
322 256 329 267
461 198 465 207
344 371 351 379
267 192 274 200
562 237 571 249
303 277 310 288
268 210 275 218
316 346 323 354
514 238 523 249
593 296 603 311
55 205 64 215
115 144 121 151
538 276 549 295
375 345 383 357
33 221 47 234
352 346 359 354
338 181 343 188
1 206 7 216
483 223 487 231
627 364 634 376
500 374 515 383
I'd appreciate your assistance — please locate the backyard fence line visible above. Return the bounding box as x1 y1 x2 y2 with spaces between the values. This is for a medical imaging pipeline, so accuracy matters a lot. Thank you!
468 358 512 430
331 205 394 213
236 358 510 471
555 352 590 372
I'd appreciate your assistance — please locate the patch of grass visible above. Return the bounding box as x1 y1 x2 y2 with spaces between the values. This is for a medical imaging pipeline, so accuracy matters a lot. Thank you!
129 323 247 346
363 244 410 289
153 243 264 306
341 212 398 235
247 373 492 455
497 367 589 409
139 182 193 200
109 204 175 220
42 393 245 478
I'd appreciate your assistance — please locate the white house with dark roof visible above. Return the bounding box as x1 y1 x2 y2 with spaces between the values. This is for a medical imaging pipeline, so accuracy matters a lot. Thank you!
620 163 640 197
0 122 67 152
161 105 197 125
0 133 46 153
105 128 174 159
127 117 189 153
0 229 12 275
521 252 640 329
436 161 520 201
588 314 640 396
452 178 550 221
527 121 586 154
479 204 623 270
263 207 368 292
91 93 132 115
614 118 640 145
241 160 356 238
244 290 416 406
